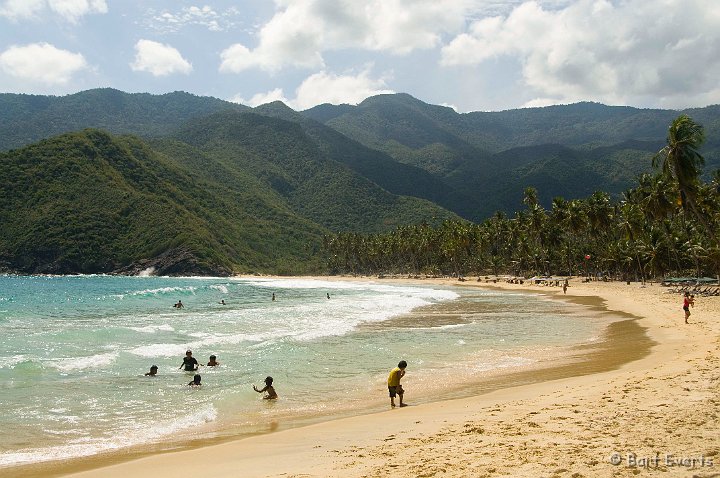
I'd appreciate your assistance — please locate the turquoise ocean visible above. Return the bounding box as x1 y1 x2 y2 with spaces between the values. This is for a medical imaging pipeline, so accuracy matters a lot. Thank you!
0 275 607 469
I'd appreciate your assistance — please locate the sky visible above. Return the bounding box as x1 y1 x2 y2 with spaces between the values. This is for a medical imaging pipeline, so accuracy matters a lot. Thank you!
1 0 719 113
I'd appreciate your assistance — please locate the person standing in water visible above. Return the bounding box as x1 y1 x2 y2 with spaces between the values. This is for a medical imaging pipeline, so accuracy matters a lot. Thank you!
387 360 407 408
253 376 278 399
174 300 184 309
145 365 158 376
272 293 276 301
179 350 199 371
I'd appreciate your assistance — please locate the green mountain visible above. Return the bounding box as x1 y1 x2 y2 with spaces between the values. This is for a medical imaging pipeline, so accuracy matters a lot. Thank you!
0 88 247 151
251 101 483 219
3 88 720 274
303 95 720 218
166 109 457 232
0 129 329 275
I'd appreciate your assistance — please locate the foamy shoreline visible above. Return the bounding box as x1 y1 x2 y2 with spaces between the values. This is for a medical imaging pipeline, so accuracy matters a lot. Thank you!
44 277 720 477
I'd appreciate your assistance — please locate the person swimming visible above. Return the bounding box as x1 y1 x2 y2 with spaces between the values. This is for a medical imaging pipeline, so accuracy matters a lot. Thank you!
145 365 158 376
207 355 220 366
188 374 202 387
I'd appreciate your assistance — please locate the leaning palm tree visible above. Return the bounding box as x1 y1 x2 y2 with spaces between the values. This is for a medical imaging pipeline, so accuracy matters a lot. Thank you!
652 114 705 220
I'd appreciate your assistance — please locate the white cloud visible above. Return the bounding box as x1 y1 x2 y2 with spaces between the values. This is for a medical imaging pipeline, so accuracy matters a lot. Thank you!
0 0 107 22
130 40 193 77
0 42 88 85
441 0 720 108
231 88 290 107
144 5 240 33
0 0 44 20
292 69 394 110
231 68 394 110
220 0 469 73
47 0 107 23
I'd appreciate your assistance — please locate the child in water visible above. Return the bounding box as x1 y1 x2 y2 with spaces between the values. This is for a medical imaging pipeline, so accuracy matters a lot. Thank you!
145 365 158 376
253 376 278 399
207 355 220 366
387 360 407 408
188 374 202 387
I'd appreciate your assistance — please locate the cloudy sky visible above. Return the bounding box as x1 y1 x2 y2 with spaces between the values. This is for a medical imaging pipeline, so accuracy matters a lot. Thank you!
1 0 718 112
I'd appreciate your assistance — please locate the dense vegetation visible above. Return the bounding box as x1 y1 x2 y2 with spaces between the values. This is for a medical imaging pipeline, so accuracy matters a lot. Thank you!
305 95 720 220
0 122 455 274
0 130 330 274
324 115 720 281
2 89 720 276
0 88 247 151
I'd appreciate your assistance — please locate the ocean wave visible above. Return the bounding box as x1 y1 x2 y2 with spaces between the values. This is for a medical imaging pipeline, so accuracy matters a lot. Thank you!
209 284 229 294
0 357 49 375
126 324 175 333
238 278 459 300
46 352 119 372
0 404 217 467
130 332 272 357
111 286 198 299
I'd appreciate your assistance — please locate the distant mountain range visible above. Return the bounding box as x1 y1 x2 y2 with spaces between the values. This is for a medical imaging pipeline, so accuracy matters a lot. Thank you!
1 88 718 274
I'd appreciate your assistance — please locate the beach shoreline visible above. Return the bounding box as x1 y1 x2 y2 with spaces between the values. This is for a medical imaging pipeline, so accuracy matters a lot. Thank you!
14 276 720 477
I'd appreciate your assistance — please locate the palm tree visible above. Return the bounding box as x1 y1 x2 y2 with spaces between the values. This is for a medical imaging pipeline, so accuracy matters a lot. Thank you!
652 114 705 220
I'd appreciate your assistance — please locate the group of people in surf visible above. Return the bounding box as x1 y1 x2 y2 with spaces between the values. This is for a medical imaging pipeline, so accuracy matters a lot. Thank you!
144 350 277 399
145 351 408 407
165 294 408 407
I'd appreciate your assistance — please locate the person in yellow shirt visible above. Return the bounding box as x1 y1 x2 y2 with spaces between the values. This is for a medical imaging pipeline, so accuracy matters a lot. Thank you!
387 360 407 408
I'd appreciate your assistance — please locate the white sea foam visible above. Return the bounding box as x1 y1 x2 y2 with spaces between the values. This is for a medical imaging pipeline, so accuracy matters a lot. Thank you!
239 278 459 300
0 404 218 467
111 286 198 299
2 354 27 368
210 284 229 294
126 324 175 333
46 352 119 372
129 332 272 357
137 267 156 277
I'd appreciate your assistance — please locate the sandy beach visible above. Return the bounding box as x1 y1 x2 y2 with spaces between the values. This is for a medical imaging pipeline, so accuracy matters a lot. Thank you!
41 278 720 477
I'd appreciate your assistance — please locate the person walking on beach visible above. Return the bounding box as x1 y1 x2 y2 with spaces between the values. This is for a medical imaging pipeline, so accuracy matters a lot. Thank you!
563 279 568 294
253 376 278 399
180 350 199 371
683 292 694 323
387 360 407 408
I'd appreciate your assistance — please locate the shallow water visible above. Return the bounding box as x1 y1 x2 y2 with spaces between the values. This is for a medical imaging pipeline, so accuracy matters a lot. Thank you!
0 276 606 468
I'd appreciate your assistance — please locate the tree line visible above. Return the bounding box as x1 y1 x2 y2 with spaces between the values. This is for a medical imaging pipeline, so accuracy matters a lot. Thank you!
323 115 720 281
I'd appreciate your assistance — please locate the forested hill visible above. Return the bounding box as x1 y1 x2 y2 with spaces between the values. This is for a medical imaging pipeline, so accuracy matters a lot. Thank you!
2 88 720 274
0 126 456 275
303 95 720 218
0 88 247 151
0 129 327 275
303 94 720 153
